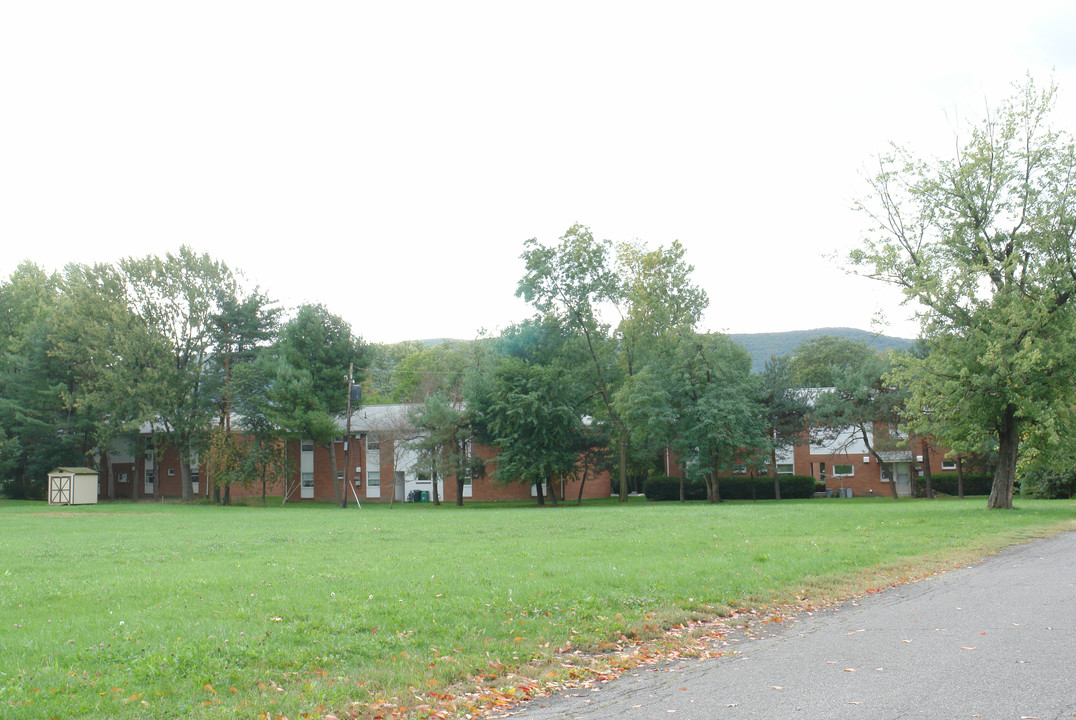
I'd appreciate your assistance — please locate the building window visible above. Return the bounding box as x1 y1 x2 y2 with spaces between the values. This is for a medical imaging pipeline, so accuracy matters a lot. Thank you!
168 467 175 476
118 472 129 483
775 463 794 475
733 464 747 474
941 460 956 470
301 439 314 452
833 464 854 476
368 470 380 487
366 434 380 451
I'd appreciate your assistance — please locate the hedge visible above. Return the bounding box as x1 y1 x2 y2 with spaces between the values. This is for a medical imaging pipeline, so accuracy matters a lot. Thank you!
920 472 994 496
643 474 816 501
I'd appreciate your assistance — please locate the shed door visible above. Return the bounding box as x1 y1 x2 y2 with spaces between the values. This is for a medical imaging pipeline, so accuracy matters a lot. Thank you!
49 476 71 505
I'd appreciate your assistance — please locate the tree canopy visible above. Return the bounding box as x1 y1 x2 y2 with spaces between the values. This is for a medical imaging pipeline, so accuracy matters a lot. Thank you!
851 78 1076 508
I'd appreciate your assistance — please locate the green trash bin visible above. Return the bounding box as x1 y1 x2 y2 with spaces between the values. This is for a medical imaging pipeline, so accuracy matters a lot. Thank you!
420 490 430 502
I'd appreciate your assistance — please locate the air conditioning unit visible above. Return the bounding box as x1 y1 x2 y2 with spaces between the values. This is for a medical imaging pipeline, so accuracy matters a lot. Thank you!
863 456 870 463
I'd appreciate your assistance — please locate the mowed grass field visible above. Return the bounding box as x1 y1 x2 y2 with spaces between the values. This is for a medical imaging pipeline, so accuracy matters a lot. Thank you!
1 497 1073 719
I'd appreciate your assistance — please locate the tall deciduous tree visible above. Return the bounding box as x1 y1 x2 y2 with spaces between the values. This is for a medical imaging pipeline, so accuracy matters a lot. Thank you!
851 78 1076 509
49 262 162 500
672 334 767 503
517 226 625 499
518 225 708 501
120 247 232 501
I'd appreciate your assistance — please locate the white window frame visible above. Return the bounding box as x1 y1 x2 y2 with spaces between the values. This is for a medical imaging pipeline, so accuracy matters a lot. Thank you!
833 464 855 477
775 463 794 475
941 460 956 470
733 464 747 474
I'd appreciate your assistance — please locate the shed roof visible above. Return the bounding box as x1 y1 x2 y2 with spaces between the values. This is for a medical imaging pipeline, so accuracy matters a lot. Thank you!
49 467 99 475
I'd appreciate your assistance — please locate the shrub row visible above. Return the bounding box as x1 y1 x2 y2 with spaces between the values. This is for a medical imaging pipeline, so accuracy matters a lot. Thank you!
920 472 993 496
643 475 816 501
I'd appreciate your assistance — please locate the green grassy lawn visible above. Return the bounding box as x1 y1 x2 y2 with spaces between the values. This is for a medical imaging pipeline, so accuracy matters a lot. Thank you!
1 497 1072 719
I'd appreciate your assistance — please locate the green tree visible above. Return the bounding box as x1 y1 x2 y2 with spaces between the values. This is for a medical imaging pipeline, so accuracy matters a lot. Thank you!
788 336 877 388
390 341 471 403
672 334 767 503
810 348 907 499
119 247 232 501
49 262 162 500
517 225 626 499
759 354 810 501
0 263 84 498
851 78 1076 509
277 304 367 507
481 357 582 506
409 391 471 506
518 225 708 501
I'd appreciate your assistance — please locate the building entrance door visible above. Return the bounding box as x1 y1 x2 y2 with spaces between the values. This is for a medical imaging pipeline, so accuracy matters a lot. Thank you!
894 462 912 496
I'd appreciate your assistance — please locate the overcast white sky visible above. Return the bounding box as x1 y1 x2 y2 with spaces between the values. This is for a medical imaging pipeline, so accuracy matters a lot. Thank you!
3 1 1076 344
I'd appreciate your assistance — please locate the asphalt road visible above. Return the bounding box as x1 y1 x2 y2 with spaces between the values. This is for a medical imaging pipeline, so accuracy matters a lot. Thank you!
507 531 1076 720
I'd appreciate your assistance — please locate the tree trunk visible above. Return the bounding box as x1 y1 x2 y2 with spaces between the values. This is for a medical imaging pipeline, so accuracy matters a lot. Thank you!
534 480 545 506
618 428 628 502
223 484 231 506
104 449 115 500
920 437 933 499
854 423 898 500
329 441 344 507
576 465 588 505
770 441 782 501
988 405 1019 509
956 457 965 499
454 444 464 507
455 457 465 507
547 474 559 507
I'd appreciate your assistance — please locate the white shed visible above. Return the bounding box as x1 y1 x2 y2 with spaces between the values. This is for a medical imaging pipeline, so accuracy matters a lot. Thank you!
47 467 100 505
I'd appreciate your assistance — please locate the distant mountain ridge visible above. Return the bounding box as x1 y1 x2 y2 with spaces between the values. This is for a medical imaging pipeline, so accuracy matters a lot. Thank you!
729 327 915 372
408 328 916 373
